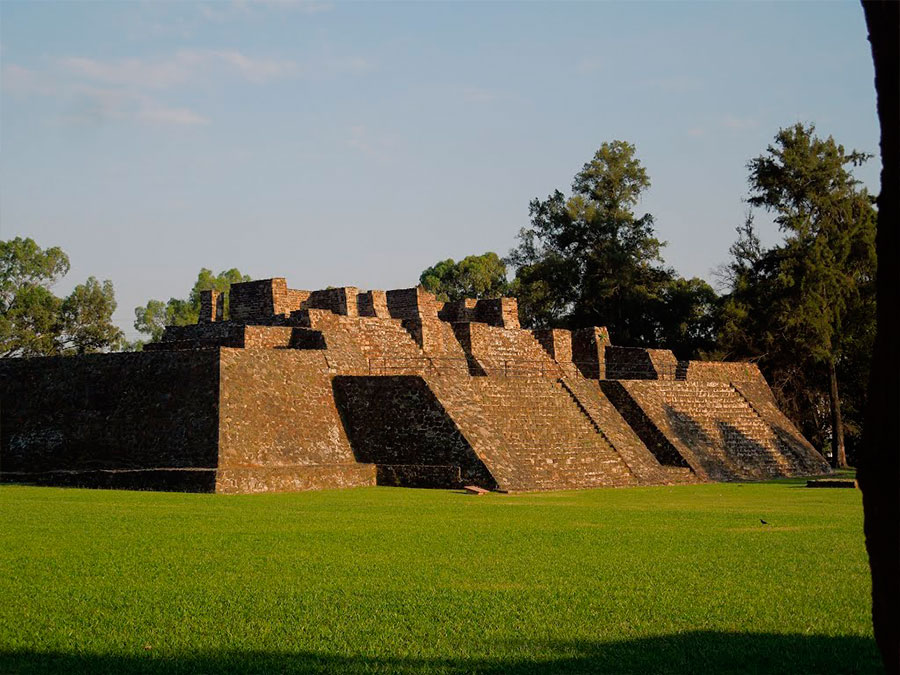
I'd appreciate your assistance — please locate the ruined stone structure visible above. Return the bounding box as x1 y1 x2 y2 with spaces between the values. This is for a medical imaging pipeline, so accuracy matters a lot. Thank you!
0 278 829 493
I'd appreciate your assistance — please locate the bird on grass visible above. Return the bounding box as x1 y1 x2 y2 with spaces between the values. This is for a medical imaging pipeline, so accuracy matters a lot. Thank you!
760 519 769 525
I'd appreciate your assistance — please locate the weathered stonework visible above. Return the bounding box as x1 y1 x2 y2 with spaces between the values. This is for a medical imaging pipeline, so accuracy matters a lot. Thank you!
0 351 220 490
571 327 610 378
0 277 830 494
199 290 224 323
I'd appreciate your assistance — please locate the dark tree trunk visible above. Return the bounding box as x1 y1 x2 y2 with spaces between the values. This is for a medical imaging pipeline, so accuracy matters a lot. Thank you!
860 2 900 672
827 356 847 468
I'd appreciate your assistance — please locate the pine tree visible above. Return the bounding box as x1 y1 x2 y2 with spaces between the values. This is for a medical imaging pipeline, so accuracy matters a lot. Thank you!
721 123 877 467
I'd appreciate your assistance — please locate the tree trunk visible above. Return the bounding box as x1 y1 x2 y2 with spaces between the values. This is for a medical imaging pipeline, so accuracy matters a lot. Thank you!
860 2 899 672
827 356 847 468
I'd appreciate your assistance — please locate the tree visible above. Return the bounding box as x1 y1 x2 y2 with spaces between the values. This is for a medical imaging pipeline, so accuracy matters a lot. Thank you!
718 218 832 452
0 283 62 357
58 277 124 355
419 253 509 302
859 1 899 669
508 141 718 358
0 237 68 357
0 237 123 357
132 299 168 344
0 237 70 302
719 124 877 468
133 268 251 343
655 277 720 359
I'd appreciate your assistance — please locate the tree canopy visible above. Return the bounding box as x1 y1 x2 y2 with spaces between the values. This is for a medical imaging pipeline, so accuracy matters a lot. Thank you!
718 123 877 466
507 141 718 358
0 237 123 357
419 252 509 302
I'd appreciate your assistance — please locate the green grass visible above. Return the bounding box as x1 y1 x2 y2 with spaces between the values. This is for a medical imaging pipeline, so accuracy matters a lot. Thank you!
0 480 879 674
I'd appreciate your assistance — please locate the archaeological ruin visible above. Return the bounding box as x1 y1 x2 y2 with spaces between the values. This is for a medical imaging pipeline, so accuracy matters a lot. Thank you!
0 278 830 493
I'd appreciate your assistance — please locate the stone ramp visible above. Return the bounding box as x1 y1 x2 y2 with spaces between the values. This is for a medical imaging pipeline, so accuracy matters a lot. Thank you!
607 380 821 481
731 381 830 475
599 381 698 476
426 374 637 491
560 378 699 485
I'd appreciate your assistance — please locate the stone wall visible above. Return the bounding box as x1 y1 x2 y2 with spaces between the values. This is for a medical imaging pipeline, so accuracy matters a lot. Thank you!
438 298 477 323
684 361 767 384
289 328 328 350
385 287 441 320
150 323 317 351
572 327 610 378
646 349 679 380
216 464 375 495
272 279 309 317
605 346 679 380
230 278 279 323
308 287 359 316
150 321 246 350
216 349 375 493
474 298 520 328
0 351 221 491
229 278 309 323
243 326 295 349
294 313 370 372
401 318 471 373
533 329 573 363
300 314 428 374
357 290 389 318
331 375 496 489
219 349 351 466
199 290 224 323
459 323 561 376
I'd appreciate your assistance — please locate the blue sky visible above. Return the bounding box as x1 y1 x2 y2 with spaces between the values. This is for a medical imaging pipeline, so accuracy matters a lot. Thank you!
0 0 879 339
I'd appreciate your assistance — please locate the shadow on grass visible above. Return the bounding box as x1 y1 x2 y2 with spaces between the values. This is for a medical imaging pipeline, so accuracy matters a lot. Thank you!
0 632 881 674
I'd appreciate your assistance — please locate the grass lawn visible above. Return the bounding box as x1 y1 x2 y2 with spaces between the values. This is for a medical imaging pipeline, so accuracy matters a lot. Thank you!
0 479 880 674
